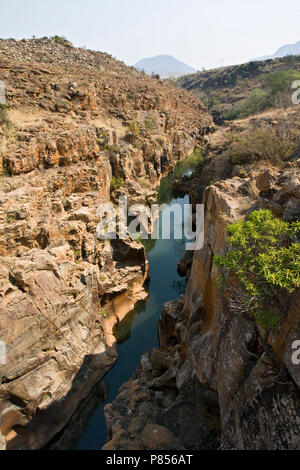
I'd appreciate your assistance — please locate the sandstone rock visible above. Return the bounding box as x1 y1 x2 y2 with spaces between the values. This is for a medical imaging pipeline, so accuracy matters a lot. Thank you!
141 424 185 450
177 251 193 277
283 197 300 221
0 431 6 450
256 169 276 193
284 174 300 198
158 296 185 352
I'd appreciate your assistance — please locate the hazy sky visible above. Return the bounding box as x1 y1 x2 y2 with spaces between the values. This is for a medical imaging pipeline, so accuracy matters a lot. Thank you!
1 0 300 70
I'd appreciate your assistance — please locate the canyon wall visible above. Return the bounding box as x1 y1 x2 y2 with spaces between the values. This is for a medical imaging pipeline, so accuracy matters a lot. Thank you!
182 166 300 449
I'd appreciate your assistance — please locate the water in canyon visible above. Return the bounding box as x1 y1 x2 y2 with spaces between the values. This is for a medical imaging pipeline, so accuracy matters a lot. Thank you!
48 170 192 450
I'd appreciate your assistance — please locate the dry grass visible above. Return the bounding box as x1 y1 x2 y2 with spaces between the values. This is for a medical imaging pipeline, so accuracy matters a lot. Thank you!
225 120 300 165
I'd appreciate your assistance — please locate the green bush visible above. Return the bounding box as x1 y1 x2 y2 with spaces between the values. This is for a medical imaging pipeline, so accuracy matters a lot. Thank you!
99 310 107 319
200 94 221 110
0 104 9 127
144 116 157 133
6 214 15 224
225 70 300 120
214 210 300 329
110 176 124 192
224 88 269 120
73 249 81 264
128 120 141 137
262 70 300 97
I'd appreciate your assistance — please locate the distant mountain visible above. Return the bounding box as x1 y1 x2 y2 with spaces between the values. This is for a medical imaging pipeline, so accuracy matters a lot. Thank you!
255 40 300 61
135 55 197 79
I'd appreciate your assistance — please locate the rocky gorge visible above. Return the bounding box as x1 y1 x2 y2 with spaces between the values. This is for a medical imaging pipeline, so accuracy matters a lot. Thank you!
0 37 299 452
103 111 300 450
0 38 211 450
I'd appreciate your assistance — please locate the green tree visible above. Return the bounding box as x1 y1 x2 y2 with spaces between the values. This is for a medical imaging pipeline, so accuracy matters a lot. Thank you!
214 210 300 330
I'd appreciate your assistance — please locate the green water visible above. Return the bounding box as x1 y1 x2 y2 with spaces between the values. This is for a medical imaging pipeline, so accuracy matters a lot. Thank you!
72 189 190 450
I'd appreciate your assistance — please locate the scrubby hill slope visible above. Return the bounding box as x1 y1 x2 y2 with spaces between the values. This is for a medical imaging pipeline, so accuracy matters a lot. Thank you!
176 55 300 119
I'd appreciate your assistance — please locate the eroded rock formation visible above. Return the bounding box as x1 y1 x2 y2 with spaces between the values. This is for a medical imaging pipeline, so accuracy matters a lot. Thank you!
104 156 300 449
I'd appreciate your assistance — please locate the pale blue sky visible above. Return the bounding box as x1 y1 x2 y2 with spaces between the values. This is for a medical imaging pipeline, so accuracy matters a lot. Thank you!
1 0 300 70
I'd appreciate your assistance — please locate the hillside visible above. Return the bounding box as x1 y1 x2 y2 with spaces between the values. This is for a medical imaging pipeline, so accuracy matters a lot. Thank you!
176 55 300 119
135 54 197 79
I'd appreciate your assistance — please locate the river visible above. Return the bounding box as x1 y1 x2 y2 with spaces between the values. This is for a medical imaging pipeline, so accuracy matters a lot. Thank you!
47 172 191 450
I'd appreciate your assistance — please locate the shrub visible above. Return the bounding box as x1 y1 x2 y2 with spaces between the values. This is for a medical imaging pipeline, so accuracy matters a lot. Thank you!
51 35 67 43
144 116 157 133
283 55 299 66
73 249 81 264
99 310 107 319
128 120 140 137
224 88 269 120
0 104 9 127
262 70 300 97
214 210 300 329
5 214 14 224
200 94 221 110
110 176 124 192
227 123 298 164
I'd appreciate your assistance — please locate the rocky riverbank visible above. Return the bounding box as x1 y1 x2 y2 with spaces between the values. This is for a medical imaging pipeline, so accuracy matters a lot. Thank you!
104 123 300 449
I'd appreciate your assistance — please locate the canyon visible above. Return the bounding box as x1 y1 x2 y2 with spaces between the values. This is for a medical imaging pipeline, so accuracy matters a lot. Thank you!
0 37 299 451
0 37 210 450
103 108 300 450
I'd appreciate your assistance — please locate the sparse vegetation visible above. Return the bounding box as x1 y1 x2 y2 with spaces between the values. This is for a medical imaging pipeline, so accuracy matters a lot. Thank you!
99 310 107 319
224 88 270 120
5 214 15 224
214 209 300 330
226 123 299 164
128 120 141 137
110 176 125 192
144 116 157 133
0 104 9 127
225 70 300 119
51 35 67 43
176 56 300 120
